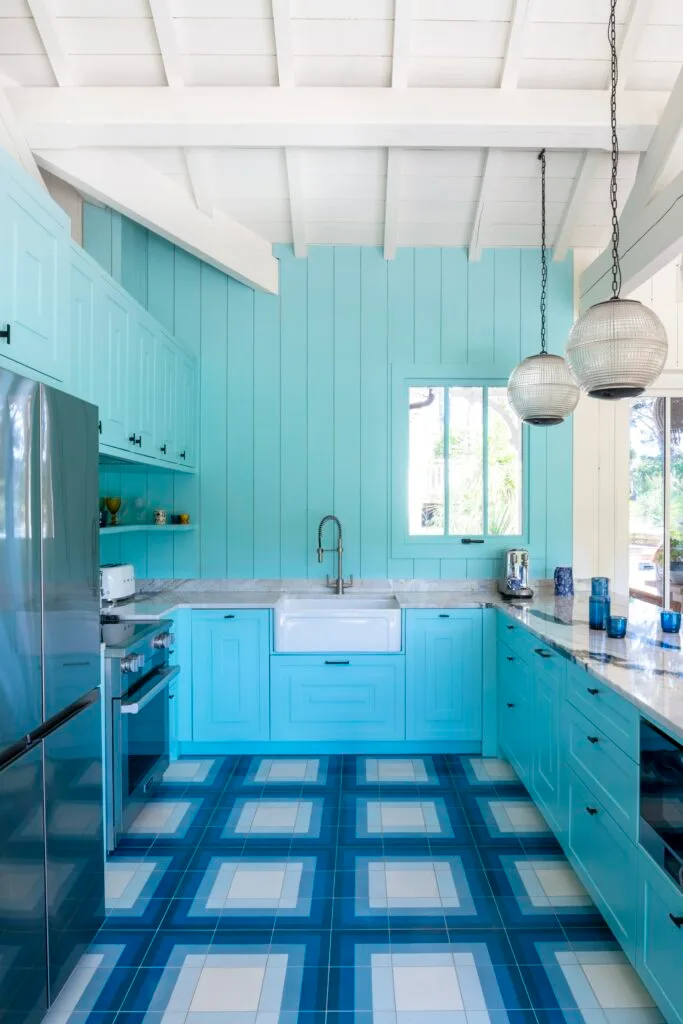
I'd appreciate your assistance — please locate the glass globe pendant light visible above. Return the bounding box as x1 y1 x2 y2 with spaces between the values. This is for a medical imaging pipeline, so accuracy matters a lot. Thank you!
507 150 580 426
565 0 667 399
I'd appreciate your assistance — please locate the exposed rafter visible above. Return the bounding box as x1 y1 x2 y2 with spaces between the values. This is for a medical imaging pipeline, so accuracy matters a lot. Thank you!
184 148 214 216
7 87 665 152
500 0 530 90
617 0 654 90
148 0 183 88
272 0 295 88
384 148 401 259
35 148 278 294
553 151 600 262
25 0 73 87
469 150 499 261
285 148 306 257
391 0 413 89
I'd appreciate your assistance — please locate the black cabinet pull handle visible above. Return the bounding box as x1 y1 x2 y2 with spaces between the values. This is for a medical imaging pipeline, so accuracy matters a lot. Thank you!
325 659 350 665
438 613 450 618
129 433 137 444
506 625 515 630
587 687 600 696
506 656 515 662
98 419 102 434
169 694 176 701
160 443 167 454
670 914 683 928
135 435 142 447
0 324 10 345
179 450 187 459
534 648 552 658
586 806 599 816
587 735 600 745
506 702 515 708
224 614 235 619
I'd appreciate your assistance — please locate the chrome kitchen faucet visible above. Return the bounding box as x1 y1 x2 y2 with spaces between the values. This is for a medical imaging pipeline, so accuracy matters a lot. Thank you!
316 515 353 595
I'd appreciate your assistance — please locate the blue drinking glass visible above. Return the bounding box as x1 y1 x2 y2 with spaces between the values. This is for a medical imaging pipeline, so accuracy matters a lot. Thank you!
606 615 627 639
589 595 610 630
591 576 610 598
660 610 681 633
554 566 574 596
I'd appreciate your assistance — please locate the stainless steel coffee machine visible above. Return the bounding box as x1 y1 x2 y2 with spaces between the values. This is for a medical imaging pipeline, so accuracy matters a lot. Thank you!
499 549 533 599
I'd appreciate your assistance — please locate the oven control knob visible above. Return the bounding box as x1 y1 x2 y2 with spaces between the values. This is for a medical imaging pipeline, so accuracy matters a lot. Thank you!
153 632 173 649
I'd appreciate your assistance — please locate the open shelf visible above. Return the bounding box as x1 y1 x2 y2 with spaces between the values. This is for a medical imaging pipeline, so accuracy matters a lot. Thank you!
99 524 196 535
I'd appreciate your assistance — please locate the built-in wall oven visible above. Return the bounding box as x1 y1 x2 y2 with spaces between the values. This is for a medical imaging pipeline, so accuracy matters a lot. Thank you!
640 718 683 892
102 618 178 852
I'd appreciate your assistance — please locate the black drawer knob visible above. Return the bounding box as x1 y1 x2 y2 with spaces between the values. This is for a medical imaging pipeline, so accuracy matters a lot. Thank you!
506 702 515 708
587 735 600 745
585 806 599 816
506 656 515 662
224 614 235 619
507 625 514 630
534 648 552 658
670 914 683 929
587 687 600 696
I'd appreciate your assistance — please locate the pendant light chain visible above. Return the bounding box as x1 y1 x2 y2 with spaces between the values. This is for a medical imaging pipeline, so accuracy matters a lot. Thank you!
608 0 622 299
539 147 548 354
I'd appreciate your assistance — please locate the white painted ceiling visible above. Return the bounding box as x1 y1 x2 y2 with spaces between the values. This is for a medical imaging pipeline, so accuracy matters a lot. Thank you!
1 0 682 255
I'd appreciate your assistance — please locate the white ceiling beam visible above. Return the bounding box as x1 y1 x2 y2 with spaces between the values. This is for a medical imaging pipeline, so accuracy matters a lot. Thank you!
384 147 401 259
0 80 45 186
391 0 413 89
184 148 214 216
148 0 183 88
469 150 499 260
272 0 295 88
619 64 683 225
35 148 278 294
8 87 665 152
553 150 600 262
500 0 530 90
285 148 306 258
617 0 654 90
580 166 683 308
25 0 73 87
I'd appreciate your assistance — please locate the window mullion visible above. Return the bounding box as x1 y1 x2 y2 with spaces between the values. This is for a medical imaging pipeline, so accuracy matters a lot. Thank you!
444 387 450 537
664 396 671 609
482 387 489 537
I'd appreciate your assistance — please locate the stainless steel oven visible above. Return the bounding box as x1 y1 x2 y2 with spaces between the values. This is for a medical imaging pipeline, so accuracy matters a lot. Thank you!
640 718 683 892
103 618 178 851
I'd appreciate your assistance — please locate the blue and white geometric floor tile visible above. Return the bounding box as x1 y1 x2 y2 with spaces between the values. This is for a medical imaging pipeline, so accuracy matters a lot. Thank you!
43 754 663 1024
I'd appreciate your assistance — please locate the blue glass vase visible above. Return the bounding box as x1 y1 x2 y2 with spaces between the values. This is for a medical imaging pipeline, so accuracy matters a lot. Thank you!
554 566 574 596
589 595 610 630
591 577 610 598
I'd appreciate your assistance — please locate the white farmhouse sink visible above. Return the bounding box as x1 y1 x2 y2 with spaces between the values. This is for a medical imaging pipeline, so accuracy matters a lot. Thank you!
274 595 402 653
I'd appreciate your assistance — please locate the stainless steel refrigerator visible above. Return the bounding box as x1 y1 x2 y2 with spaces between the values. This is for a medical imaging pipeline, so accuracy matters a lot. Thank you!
0 368 104 1024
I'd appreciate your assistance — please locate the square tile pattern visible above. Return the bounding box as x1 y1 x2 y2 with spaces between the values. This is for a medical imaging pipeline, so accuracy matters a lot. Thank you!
49 754 663 1024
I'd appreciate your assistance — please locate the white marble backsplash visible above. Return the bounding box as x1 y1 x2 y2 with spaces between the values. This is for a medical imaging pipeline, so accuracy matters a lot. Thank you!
137 576 560 595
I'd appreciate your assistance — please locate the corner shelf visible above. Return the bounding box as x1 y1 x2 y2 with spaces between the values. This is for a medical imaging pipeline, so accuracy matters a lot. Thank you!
100 524 196 535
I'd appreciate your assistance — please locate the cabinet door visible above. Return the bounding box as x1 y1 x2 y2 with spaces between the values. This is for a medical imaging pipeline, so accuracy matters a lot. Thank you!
638 850 683 1024
531 645 565 833
68 246 99 406
154 332 178 463
0 173 66 381
270 655 405 742
192 611 270 742
98 284 129 449
498 646 532 782
128 313 156 455
405 610 482 742
176 353 197 467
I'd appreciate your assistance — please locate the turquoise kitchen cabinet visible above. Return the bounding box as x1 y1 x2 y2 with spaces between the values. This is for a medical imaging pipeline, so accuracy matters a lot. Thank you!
405 610 482 742
270 655 405 742
497 641 533 783
192 611 270 742
565 663 639 760
175 351 197 467
98 281 130 450
68 244 99 405
155 329 178 464
530 643 566 835
638 849 683 1024
127 311 156 456
0 154 68 381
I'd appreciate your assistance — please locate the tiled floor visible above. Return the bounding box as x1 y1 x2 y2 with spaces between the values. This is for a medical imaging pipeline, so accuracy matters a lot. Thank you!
43 754 664 1023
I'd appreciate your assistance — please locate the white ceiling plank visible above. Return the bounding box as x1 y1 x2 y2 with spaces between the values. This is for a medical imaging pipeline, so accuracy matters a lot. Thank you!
25 0 73 86
617 0 655 90
284 147 306 257
35 147 278 293
391 0 413 88
184 147 214 215
469 149 498 260
384 146 401 258
272 0 295 87
580 166 683 308
0 81 45 186
500 0 530 90
148 0 183 87
619 63 683 225
553 150 600 262
8 86 665 151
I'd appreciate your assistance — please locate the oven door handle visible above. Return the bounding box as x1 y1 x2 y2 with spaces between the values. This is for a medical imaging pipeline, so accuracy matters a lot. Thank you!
119 664 180 715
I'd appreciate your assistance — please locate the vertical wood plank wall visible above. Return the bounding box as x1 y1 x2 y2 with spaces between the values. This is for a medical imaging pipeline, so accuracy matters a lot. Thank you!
85 205 574 580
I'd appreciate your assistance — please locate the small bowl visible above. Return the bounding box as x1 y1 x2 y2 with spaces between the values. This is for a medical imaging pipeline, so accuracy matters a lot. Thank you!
660 610 681 633
606 615 627 639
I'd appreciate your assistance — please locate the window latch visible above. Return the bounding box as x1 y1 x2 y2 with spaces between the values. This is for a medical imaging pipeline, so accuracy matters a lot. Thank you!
461 538 484 545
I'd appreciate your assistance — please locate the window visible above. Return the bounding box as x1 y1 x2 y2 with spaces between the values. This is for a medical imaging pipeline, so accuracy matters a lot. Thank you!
407 385 523 539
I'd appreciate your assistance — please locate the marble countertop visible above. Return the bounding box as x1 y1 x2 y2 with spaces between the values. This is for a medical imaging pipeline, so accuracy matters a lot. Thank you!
112 583 683 742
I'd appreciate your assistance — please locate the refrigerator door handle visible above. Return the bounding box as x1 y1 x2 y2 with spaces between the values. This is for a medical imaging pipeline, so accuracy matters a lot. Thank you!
0 688 100 770
119 665 180 715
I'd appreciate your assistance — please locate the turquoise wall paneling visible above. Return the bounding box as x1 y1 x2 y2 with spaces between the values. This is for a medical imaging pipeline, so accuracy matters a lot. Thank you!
84 205 574 580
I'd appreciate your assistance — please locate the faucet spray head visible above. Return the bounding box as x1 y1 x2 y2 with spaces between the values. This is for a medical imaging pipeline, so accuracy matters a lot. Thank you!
316 547 324 563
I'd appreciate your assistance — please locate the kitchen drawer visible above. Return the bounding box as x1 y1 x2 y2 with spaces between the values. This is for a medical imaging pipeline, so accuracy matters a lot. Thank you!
270 654 405 742
498 648 533 784
564 701 639 841
565 664 639 761
496 613 536 661
566 768 638 960
638 849 683 1024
